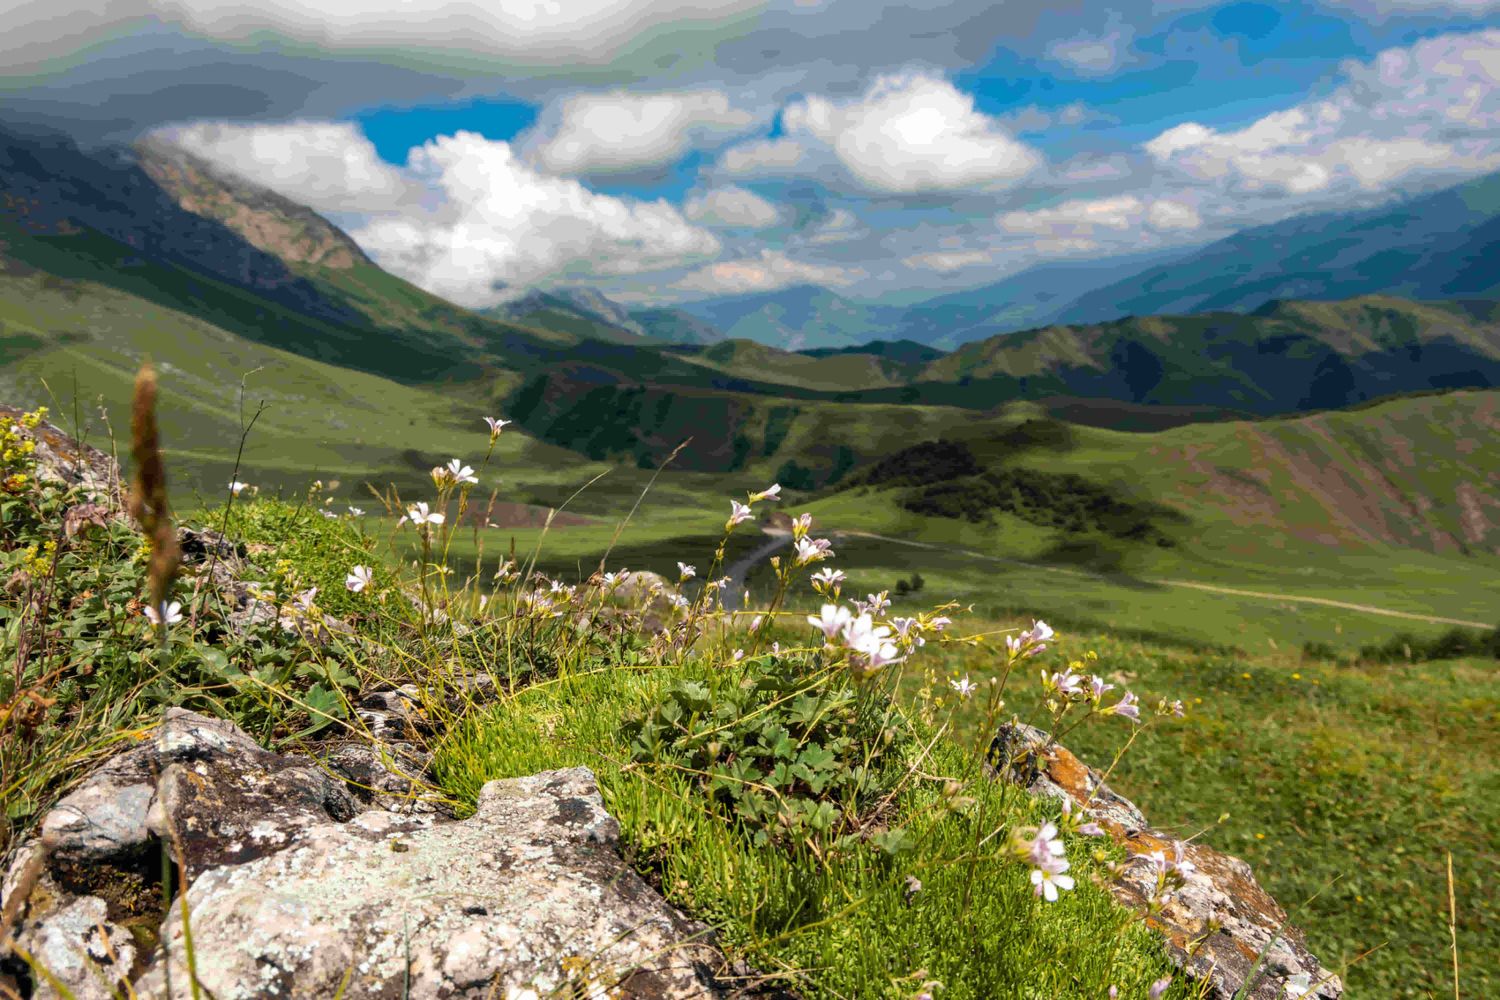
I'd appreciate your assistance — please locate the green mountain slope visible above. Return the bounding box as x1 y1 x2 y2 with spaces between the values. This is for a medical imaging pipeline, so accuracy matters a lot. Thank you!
1056 170 1500 323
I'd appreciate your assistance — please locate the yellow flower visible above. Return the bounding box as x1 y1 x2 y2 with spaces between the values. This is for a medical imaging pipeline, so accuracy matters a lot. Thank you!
1291 672 1301 680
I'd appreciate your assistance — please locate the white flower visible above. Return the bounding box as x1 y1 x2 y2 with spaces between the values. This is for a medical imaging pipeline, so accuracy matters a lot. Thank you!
949 675 978 699
810 567 846 591
1283 973 1313 999
843 613 902 671
1149 977 1172 1000
1088 675 1114 701
506 987 540 1000
401 502 445 528
791 512 812 536
484 416 511 437
808 603 853 643
727 500 753 528
345 565 373 593
1109 691 1141 721
1030 858 1075 902
928 615 952 632
1048 669 1085 698
1008 619 1054 657
143 600 183 626
227 481 249 496
793 536 834 566
293 587 317 612
1027 822 1066 868
749 483 781 503
677 561 697 580
445 459 479 485
346 506 365 517
319 510 338 519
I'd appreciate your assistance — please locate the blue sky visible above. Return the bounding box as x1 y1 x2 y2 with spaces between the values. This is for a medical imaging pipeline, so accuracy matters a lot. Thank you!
5 0 1500 306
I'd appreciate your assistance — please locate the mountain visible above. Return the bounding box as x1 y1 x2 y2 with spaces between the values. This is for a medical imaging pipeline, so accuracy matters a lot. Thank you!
484 288 654 345
628 306 727 345
902 296 1500 414
1055 170 1500 324
891 247 1202 349
675 284 907 350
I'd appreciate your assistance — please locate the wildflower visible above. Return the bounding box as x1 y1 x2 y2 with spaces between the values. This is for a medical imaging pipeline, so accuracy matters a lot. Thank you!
345 565 373 593
1167 699 1186 718
1149 978 1172 1000
1283 973 1313 999
844 613 902 671
1007 619 1053 657
949 675 978 699
1170 843 1197 881
446 459 479 485
227 480 250 496
749 483 781 503
1029 858 1075 902
808 603 853 643
854 591 890 616
677 561 696 581
346 506 365 517
319 510 338 519
484 416 511 439
1109 691 1141 721
1026 822 1065 869
928 615 952 632
1060 798 1106 837
600 570 626 588
810 567 845 592
143 601 183 626
293 587 317 612
1047 668 1085 698
793 536 834 566
731 648 745 662
892 617 925 648
727 500 753 528
400 502 445 528
791 512 812 537
1088 675 1114 701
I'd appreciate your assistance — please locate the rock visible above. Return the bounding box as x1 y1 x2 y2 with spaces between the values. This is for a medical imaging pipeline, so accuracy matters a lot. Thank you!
135 768 758 999
11 892 136 1000
990 723 1343 1000
0 405 119 500
41 708 357 878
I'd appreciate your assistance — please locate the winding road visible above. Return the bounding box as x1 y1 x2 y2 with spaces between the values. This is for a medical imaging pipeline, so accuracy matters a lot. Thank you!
722 526 1492 629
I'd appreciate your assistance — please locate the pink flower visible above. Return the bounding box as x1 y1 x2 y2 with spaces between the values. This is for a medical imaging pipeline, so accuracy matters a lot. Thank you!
793 536 834 565
484 416 511 437
1027 822 1065 868
345 565 373 593
749 483 781 502
1030 858 1075 902
727 500 753 528
1109 691 1141 721
808 604 853 643
1149 977 1172 1000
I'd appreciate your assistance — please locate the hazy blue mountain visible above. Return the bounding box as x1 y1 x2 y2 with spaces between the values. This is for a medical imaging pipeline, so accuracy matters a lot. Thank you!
628 306 727 345
675 284 907 350
1055 170 1500 325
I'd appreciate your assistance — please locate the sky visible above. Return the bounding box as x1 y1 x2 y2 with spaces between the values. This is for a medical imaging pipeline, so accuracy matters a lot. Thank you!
4 1 1500 308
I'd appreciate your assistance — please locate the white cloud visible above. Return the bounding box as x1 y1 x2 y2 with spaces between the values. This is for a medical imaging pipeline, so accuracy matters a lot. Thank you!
780 72 1041 193
674 248 863 294
341 131 720 306
524 89 757 175
716 137 809 176
1047 17 1135 75
1144 29 1500 195
798 207 862 245
999 194 1203 236
901 249 993 272
159 120 414 212
1323 0 1500 16
683 186 782 228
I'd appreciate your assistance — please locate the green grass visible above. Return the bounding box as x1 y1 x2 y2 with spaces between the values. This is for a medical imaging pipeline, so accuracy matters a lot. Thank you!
915 624 1498 1000
432 658 1188 1000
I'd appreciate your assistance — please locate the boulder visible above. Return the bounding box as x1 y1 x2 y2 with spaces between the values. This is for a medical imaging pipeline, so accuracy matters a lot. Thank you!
0 405 119 500
135 768 757 999
40 708 357 878
990 723 1342 1000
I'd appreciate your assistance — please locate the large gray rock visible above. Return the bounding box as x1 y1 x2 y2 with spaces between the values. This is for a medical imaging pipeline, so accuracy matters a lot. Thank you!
135 768 751 999
41 708 357 878
0 404 119 500
991 723 1343 1000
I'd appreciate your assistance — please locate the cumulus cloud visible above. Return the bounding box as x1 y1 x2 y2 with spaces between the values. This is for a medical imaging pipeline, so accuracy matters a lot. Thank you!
346 131 720 306
683 186 782 227
1046 16 1135 75
901 249 993 272
523 89 758 175
674 248 863 294
716 137 810 176
1144 29 1500 196
780 72 1042 193
999 194 1203 237
161 121 415 212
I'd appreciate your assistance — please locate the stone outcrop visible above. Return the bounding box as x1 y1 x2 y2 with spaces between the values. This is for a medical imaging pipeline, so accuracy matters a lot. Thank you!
4 713 774 1000
0 405 119 500
136 768 750 999
990 723 1343 1000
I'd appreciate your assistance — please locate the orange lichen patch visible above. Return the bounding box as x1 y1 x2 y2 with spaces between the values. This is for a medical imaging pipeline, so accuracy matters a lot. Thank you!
1039 743 1093 799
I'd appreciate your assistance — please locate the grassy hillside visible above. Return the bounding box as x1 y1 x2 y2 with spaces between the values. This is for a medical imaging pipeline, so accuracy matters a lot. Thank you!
1056 169 1500 323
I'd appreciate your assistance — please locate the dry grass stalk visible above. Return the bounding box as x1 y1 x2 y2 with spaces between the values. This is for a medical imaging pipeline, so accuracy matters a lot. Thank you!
128 362 180 616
